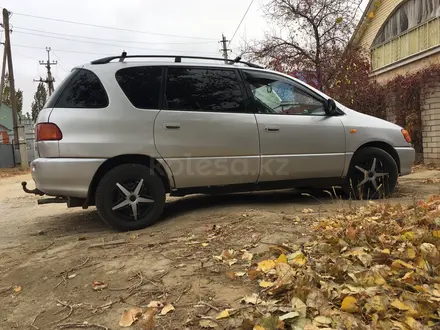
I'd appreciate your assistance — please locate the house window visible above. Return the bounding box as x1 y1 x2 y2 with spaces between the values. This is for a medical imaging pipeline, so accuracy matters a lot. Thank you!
371 0 440 70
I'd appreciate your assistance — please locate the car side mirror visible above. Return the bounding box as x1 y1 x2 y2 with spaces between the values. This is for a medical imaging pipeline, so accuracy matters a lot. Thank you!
325 99 338 116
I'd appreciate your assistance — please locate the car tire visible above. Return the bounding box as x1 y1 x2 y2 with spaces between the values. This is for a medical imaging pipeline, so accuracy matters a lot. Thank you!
344 147 398 200
95 164 166 231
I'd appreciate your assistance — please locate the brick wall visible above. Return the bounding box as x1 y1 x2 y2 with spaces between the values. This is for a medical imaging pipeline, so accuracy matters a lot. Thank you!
422 83 440 165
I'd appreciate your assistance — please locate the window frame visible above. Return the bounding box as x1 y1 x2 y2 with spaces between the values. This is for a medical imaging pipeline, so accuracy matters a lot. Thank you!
371 0 440 49
239 69 329 116
115 65 164 110
45 68 79 109
52 68 109 109
162 65 252 114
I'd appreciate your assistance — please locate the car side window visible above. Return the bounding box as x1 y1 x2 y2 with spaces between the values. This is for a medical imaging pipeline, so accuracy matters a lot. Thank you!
54 69 109 108
115 66 162 109
242 70 326 116
164 67 247 113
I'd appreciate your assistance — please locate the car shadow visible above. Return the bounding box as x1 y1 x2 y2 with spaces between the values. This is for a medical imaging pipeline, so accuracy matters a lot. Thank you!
161 188 337 220
36 188 338 235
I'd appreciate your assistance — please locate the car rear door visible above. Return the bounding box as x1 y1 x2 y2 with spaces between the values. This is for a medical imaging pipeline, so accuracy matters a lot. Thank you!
154 66 260 188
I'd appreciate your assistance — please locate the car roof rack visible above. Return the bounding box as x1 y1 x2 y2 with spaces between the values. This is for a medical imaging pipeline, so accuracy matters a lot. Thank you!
90 52 264 69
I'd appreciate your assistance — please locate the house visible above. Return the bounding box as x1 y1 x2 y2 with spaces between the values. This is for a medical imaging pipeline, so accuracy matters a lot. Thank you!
0 103 13 133
350 0 440 164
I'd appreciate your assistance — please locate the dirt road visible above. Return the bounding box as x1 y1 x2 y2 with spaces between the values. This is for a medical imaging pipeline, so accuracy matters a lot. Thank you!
0 170 439 329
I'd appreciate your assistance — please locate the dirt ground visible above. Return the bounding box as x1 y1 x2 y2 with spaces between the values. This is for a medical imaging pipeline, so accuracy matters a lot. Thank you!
0 169 440 330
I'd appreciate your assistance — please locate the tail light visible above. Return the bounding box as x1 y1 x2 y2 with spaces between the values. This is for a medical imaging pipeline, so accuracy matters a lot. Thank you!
36 123 63 141
401 129 411 143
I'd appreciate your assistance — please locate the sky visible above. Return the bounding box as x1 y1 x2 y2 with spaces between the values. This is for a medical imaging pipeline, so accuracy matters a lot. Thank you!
1 0 368 114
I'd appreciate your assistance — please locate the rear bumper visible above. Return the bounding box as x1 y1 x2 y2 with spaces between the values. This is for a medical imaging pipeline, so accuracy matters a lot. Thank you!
31 158 105 198
396 147 415 176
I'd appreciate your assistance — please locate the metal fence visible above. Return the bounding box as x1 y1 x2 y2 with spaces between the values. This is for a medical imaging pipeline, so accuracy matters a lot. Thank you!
0 120 36 168
0 143 15 168
0 139 35 168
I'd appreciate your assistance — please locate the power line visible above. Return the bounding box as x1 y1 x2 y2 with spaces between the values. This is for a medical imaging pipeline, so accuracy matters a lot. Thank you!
51 51 69 73
6 9 217 40
14 27 217 45
12 43 218 58
229 0 255 46
13 50 40 61
12 43 112 56
13 30 217 54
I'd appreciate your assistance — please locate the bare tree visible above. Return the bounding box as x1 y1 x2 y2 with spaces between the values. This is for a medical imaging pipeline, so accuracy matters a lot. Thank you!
249 0 363 90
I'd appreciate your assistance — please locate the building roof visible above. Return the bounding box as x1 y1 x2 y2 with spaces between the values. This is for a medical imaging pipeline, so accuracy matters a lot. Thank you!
349 0 376 46
0 103 13 131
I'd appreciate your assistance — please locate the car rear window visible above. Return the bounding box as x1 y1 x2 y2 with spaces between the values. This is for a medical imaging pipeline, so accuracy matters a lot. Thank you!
51 69 109 108
164 67 247 113
115 66 162 109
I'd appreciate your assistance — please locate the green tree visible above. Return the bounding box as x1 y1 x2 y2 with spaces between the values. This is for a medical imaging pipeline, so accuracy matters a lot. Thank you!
31 82 48 122
2 73 23 116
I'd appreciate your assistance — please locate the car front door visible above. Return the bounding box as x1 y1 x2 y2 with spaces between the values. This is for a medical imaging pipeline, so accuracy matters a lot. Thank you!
154 66 260 188
241 70 346 182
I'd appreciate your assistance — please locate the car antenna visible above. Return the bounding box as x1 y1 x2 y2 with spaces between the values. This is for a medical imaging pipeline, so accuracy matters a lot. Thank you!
233 56 242 63
119 51 127 62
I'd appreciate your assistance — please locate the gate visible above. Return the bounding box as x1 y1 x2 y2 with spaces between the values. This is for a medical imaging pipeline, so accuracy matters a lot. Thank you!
0 143 15 168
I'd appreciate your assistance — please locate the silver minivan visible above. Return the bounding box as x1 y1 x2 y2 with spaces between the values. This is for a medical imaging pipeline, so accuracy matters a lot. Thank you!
23 54 415 231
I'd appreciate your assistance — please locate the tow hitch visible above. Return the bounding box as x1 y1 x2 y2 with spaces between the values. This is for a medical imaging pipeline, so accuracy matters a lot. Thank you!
21 181 44 196
21 181 67 205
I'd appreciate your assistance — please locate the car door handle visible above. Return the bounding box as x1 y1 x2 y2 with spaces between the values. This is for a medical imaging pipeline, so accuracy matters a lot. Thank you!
265 126 280 132
164 123 181 130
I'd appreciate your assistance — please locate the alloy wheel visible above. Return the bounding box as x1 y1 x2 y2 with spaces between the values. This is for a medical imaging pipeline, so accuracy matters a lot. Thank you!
111 178 155 221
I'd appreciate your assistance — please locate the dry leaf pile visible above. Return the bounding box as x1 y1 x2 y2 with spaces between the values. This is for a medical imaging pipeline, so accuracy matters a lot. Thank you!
213 196 440 330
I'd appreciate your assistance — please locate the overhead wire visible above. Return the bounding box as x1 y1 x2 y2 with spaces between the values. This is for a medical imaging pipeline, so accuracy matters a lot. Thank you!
4 9 217 41
51 51 70 73
229 0 255 46
12 30 217 54
13 27 217 45
12 43 112 56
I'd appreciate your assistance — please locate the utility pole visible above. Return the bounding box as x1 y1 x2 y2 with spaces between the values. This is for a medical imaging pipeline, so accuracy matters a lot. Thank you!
36 47 57 96
220 34 231 64
0 43 6 100
2 8 28 168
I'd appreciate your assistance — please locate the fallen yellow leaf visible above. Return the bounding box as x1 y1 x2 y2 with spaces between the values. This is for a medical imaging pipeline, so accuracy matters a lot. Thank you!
287 251 307 267
253 326 266 330
390 299 411 311
341 296 358 313
277 254 288 264
200 319 218 328
257 259 276 272
201 243 209 247
160 303 175 315
433 230 440 238
216 309 230 319
415 257 429 270
405 316 424 329
259 280 275 288
406 247 416 260
13 286 21 293
401 231 415 241
391 259 415 270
